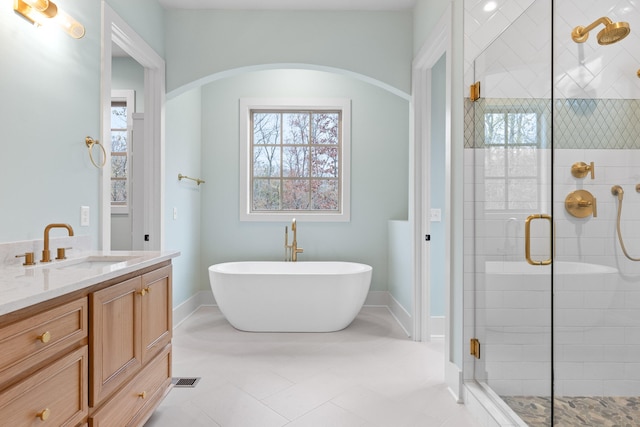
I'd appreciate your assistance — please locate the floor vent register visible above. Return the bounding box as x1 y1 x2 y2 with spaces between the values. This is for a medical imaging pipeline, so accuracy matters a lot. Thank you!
171 377 201 388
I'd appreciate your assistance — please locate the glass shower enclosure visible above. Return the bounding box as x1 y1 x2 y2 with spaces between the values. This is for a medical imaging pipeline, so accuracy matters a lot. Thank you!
465 0 640 425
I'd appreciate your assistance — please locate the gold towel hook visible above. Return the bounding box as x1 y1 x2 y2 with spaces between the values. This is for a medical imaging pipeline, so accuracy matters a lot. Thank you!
85 136 106 168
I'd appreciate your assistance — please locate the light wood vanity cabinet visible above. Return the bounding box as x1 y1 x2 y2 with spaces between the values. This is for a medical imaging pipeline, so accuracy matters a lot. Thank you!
89 264 172 426
0 261 173 427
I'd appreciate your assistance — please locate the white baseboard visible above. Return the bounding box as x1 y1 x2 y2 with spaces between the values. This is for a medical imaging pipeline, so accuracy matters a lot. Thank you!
173 290 215 328
446 360 463 403
387 294 412 337
431 315 445 338
174 290 426 341
363 290 389 306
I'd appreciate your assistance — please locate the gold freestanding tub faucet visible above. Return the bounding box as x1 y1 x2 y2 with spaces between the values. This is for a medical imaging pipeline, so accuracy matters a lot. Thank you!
284 218 304 261
41 223 74 262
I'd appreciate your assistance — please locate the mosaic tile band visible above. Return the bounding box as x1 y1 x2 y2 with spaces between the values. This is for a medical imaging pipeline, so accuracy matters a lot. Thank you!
464 98 640 149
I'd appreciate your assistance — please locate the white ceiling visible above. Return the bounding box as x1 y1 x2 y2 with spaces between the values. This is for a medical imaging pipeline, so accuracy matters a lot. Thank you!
157 0 416 11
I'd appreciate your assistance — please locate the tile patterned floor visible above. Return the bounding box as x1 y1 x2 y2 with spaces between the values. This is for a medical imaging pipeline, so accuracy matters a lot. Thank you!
144 306 481 427
502 396 640 427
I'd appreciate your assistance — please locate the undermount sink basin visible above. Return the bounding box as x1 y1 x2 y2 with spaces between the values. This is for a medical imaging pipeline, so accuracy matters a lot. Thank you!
41 255 142 270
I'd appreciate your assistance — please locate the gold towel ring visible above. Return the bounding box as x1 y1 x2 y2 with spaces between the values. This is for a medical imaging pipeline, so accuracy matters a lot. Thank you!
85 136 106 168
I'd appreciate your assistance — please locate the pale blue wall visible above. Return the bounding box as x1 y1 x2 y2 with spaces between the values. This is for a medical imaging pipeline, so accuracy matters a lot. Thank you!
0 0 101 243
165 89 203 306
111 57 145 112
199 69 409 293
164 10 413 95
388 221 412 311
430 53 446 317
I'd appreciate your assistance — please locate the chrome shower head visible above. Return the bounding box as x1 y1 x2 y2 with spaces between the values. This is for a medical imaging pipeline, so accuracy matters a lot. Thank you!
572 17 630 45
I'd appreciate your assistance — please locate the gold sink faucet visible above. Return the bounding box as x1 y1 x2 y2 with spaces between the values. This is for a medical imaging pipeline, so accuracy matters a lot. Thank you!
284 218 303 262
41 223 74 263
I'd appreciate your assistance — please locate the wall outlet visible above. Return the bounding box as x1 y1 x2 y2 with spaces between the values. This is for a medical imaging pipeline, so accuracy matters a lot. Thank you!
173 207 178 220
80 206 90 226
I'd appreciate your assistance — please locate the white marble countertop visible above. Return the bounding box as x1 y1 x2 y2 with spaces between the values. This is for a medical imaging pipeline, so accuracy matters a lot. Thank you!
0 250 180 317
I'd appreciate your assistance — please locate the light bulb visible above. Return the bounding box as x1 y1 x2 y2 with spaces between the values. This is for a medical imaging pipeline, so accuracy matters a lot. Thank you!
14 0 85 38
53 7 85 39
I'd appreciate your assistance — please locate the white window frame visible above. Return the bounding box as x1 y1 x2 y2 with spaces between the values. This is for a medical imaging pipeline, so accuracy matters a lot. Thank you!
110 89 134 215
240 98 351 222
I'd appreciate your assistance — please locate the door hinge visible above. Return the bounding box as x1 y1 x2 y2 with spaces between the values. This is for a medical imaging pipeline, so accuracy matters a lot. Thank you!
470 81 481 102
470 338 481 359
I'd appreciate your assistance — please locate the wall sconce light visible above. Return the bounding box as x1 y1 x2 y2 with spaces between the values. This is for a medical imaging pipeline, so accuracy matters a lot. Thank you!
14 0 85 39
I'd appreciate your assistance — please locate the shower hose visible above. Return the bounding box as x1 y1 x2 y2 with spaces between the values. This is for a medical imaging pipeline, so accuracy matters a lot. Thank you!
612 185 640 261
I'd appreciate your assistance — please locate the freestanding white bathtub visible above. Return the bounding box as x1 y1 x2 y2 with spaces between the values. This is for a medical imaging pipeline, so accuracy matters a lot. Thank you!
208 261 372 332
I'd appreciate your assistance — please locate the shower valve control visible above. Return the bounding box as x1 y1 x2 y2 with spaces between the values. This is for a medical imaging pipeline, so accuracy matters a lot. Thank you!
571 161 595 179
565 190 597 218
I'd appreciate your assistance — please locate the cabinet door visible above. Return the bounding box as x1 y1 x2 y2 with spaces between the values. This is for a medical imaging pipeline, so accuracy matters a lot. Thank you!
141 265 172 364
90 276 142 406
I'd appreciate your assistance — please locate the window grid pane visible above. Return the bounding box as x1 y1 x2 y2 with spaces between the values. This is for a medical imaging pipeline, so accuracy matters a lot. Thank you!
484 110 541 212
250 109 342 213
110 101 129 206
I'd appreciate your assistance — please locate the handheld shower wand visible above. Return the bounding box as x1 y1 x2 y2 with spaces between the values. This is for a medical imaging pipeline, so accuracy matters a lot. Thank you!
611 185 640 261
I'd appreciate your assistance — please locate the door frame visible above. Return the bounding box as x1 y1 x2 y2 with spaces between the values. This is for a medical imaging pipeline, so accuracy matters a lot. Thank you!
100 2 165 250
412 5 459 398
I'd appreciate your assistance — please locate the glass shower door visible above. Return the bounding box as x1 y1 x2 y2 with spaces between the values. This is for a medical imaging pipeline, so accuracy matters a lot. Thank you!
467 0 554 424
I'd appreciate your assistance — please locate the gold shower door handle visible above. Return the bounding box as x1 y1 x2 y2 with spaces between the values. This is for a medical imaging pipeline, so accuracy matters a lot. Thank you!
525 214 552 266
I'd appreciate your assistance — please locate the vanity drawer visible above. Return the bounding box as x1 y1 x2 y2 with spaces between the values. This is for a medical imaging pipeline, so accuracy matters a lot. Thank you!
89 345 171 427
0 345 88 426
0 298 88 387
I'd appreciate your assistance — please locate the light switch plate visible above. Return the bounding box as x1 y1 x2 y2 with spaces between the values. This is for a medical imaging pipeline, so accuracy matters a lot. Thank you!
430 208 441 222
80 206 90 226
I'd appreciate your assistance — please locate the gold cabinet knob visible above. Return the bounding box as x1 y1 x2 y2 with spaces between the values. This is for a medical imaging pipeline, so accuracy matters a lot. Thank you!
138 391 147 399
138 288 147 296
36 408 51 421
37 331 51 343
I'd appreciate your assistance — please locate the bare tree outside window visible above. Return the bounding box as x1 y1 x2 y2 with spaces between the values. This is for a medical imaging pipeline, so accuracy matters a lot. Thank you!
484 111 540 211
251 110 341 213
111 102 128 206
